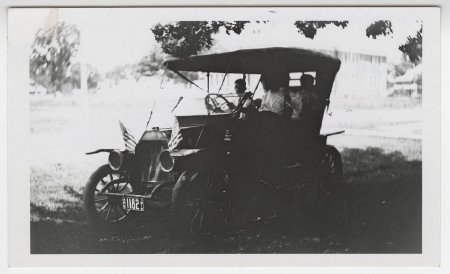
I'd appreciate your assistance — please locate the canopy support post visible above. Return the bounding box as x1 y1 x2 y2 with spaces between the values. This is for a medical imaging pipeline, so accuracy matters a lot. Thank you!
173 70 204 91
159 63 168 89
207 72 210 93
217 61 233 93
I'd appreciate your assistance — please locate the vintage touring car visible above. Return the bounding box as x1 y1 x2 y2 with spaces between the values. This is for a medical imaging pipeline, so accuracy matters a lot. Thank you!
83 47 344 233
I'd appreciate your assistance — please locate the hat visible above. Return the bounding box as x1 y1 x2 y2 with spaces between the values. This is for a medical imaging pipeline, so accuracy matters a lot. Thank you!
234 79 246 86
300 74 314 86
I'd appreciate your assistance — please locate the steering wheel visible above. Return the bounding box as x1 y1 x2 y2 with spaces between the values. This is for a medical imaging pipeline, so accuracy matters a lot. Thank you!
205 94 234 113
231 92 252 118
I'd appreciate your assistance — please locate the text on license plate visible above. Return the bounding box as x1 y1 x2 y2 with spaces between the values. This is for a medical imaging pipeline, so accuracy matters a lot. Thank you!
122 196 145 211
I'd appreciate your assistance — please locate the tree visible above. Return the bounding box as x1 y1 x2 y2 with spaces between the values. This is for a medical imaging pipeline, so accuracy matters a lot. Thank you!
295 20 421 66
150 20 422 71
135 50 164 77
133 48 200 84
105 64 130 85
151 21 250 58
293 20 393 41
398 25 422 65
364 20 421 65
29 22 80 93
365 20 393 39
293 21 348 39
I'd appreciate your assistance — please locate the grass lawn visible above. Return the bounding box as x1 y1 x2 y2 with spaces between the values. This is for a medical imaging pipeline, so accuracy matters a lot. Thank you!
29 94 422 254
30 143 421 254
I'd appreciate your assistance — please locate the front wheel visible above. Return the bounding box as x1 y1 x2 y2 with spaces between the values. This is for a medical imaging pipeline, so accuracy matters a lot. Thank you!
171 170 227 234
83 165 136 227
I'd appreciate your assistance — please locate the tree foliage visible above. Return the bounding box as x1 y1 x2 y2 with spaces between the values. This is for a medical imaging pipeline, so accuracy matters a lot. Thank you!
365 20 393 39
295 19 421 66
133 48 199 83
105 64 132 84
151 21 250 58
294 21 348 39
63 62 101 91
135 50 164 77
365 20 422 65
30 22 80 93
398 25 422 65
149 19 423 82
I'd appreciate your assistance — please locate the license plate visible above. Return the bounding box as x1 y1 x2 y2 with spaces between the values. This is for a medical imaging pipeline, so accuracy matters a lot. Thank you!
122 196 145 212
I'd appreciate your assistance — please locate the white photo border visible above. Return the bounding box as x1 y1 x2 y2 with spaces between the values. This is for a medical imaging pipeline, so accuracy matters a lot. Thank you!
2 1 446 271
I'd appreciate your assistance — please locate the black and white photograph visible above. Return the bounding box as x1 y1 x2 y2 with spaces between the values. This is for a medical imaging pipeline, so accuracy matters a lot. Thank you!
6 6 441 267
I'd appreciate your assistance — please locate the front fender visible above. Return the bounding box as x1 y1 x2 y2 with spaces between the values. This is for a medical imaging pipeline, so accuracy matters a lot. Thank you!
170 148 205 158
160 149 206 172
85 149 118 155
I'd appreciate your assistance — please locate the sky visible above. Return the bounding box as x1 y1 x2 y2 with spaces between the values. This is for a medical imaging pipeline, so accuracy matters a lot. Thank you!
19 8 422 74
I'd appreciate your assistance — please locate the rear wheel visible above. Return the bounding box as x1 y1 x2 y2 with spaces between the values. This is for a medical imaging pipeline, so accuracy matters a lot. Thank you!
317 145 348 236
319 145 343 187
83 165 135 227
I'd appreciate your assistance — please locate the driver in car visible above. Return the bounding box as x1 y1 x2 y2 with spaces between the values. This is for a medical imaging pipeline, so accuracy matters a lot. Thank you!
232 79 254 119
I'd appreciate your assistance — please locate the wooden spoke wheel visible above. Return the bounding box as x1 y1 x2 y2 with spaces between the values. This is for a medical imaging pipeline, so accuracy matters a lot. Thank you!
319 145 343 186
83 165 135 226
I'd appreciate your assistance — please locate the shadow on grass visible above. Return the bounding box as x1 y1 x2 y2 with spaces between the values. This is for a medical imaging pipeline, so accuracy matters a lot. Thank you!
340 147 422 253
30 147 421 254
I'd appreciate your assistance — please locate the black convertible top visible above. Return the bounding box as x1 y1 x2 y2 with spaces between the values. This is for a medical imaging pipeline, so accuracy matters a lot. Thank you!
162 47 341 74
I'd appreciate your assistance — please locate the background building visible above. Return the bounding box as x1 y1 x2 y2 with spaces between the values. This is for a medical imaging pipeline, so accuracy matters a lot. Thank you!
326 50 388 98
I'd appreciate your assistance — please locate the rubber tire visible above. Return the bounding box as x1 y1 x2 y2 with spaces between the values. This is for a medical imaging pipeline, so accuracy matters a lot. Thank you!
320 145 343 186
171 170 223 235
318 146 348 236
83 164 135 228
